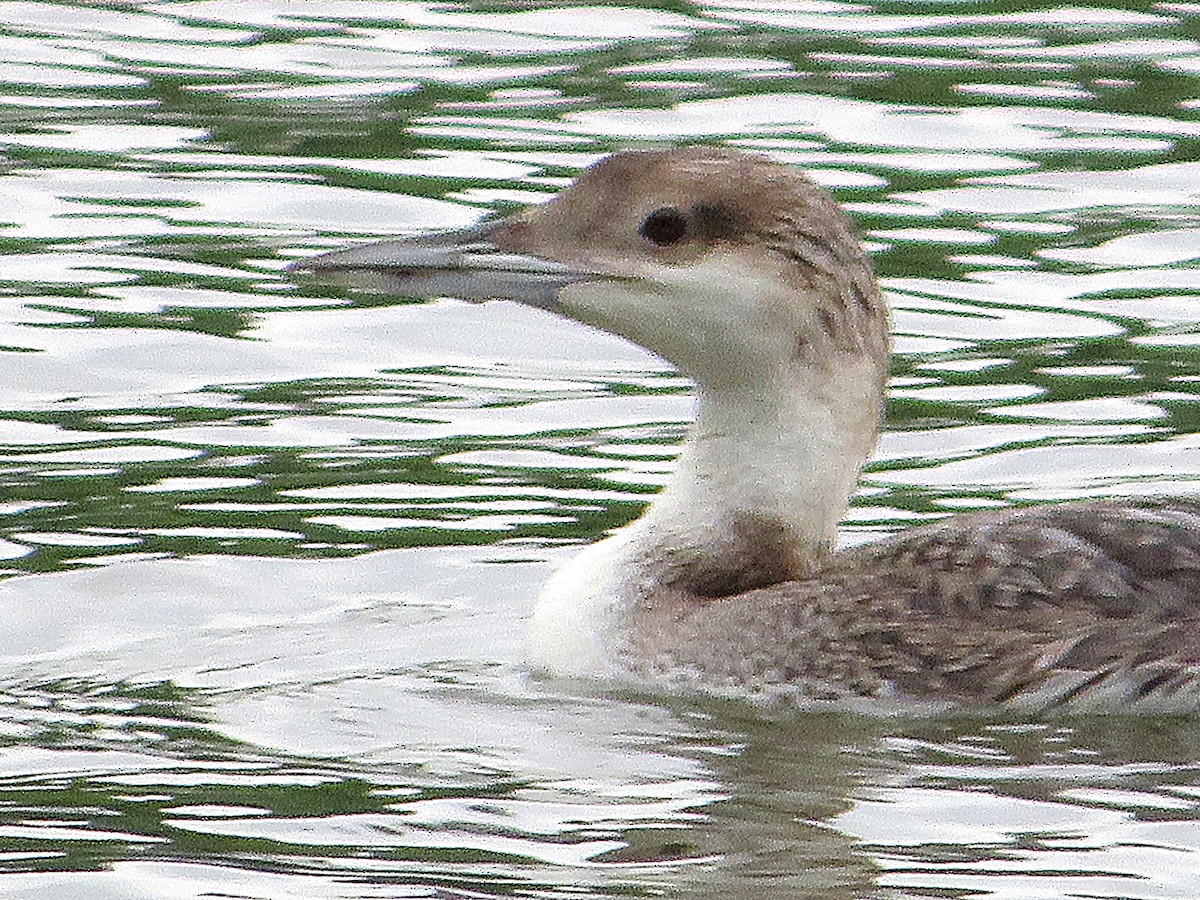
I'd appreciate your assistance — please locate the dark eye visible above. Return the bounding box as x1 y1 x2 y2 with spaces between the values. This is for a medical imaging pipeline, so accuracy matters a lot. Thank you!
639 206 689 246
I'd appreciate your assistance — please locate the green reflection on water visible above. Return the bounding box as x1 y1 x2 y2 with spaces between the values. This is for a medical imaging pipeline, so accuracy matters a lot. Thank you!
4 1 1200 894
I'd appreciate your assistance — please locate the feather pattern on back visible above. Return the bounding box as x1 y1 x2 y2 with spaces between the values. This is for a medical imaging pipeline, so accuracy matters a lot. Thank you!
625 498 1200 711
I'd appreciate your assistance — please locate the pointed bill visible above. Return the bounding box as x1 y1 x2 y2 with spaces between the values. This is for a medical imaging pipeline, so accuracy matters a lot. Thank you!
291 221 589 311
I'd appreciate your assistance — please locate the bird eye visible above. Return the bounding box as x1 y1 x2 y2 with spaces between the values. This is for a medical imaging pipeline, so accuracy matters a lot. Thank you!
639 206 689 246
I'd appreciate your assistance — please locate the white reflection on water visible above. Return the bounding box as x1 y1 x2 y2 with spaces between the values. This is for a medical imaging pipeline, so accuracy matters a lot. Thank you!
560 90 1197 152
1043 228 1200 267
910 160 1200 215
881 437 1200 491
2 169 482 239
3 0 1200 897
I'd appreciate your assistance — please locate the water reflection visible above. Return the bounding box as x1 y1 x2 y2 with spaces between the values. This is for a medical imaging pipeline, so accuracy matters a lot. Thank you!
3 0 1200 896
3 674 1199 899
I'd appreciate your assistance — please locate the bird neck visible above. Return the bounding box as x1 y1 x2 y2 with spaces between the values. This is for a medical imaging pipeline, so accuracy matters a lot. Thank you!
528 351 885 677
628 354 885 598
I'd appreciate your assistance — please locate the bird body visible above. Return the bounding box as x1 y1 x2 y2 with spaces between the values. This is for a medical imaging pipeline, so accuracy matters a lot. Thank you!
299 146 1200 712
621 497 1200 712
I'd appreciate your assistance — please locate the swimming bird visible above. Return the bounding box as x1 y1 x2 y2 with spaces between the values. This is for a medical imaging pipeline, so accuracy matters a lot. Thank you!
297 146 1200 712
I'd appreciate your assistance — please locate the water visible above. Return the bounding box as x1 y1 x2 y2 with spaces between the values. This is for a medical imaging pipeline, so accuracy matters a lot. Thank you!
2 0 1200 896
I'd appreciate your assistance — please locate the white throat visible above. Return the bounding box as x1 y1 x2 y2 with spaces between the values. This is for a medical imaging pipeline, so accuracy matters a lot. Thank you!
649 365 878 569
528 351 883 678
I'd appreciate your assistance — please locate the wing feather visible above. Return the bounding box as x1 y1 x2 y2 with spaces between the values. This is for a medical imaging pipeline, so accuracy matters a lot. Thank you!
626 498 1200 710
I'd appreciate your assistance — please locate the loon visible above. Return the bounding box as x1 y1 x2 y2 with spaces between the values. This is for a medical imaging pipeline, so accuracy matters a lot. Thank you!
297 146 1200 712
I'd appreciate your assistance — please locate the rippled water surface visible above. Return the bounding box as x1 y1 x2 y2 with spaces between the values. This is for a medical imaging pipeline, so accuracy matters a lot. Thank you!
4 0 1200 897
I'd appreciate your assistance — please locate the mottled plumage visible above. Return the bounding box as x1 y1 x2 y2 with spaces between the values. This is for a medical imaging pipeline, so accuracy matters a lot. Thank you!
628 498 1200 711
299 147 1200 712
